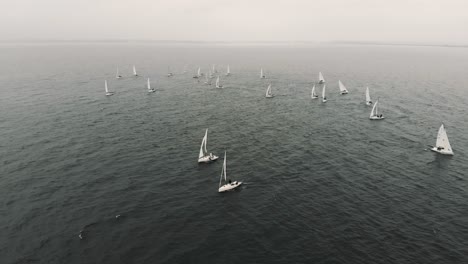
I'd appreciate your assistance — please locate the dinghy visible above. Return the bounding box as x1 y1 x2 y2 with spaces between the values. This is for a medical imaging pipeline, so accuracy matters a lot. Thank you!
430 124 454 155
193 67 201 78
104 80 114 96
133 65 138 76
260 68 266 79
338 80 348 94
215 76 223 88
218 151 242 192
147 78 155 93
116 68 122 79
265 84 274 98
311 85 318 99
366 87 372 105
225 65 231 76
198 129 219 163
322 85 327 103
167 66 173 77
369 99 384 120
318 72 325 84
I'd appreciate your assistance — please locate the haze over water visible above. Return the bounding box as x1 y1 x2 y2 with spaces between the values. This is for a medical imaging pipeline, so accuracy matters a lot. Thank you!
1 43 468 263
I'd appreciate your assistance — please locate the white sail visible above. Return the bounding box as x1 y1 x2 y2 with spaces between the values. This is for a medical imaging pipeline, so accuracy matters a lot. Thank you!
319 72 325 83
198 131 207 159
167 66 173 76
212 64 216 73
322 85 327 102
339 80 348 94
147 78 151 90
366 87 372 105
216 76 222 88
105 80 109 93
133 65 137 76
370 99 382 118
219 151 227 188
226 65 230 76
116 68 121 79
311 85 318 99
197 67 201 77
266 84 273 97
205 72 210 84
260 68 265 78
435 124 453 154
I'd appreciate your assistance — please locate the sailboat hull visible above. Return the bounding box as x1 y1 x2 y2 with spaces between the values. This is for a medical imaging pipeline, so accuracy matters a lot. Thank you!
369 116 384 120
106 92 114 96
311 96 318 99
319 80 324 84
340 91 348 95
198 155 219 163
266 95 274 98
218 181 242 192
430 147 454 155
366 102 372 106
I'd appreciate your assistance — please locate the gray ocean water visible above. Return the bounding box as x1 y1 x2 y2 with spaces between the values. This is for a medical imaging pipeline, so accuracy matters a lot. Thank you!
1 43 468 264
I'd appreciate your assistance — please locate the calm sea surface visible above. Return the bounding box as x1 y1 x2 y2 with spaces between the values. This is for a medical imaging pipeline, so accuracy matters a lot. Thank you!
1 43 468 264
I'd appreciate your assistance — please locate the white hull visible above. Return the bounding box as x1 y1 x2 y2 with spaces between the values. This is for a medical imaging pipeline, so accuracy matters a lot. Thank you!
341 91 348 95
167 73 173 77
366 102 372 106
266 94 274 98
106 92 114 96
369 116 384 120
218 181 242 192
430 147 454 156
148 89 155 93
312 96 318 99
319 80 324 84
322 99 327 103
198 155 219 163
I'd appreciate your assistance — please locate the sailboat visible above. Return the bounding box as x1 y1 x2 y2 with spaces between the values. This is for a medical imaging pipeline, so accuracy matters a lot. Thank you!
133 65 138 76
311 85 318 99
338 80 348 94
318 72 325 84
167 66 173 77
430 124 454 155
104 80 114 96
369 99 384 120
366 87 372 105
215 76 223 88
116 68 122 79
265 84 273 98
198 129 219 163
204 72 211 85
225 65 231 76
193 67 201 78
208 69 214 79
260 68 266 79
212 64 217 74
218 151 242 192
147 78 155 93
322 85 327 103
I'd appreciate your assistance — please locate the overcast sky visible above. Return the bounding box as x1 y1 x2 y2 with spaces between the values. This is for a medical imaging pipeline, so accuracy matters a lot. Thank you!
1 0 467 44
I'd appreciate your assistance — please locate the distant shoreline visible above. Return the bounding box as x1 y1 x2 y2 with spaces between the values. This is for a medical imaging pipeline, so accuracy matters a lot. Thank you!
0 39 466 48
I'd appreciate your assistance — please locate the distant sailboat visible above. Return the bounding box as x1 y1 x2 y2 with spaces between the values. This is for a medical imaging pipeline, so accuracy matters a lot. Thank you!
215 76 223 88
204 72 211 85
430 124 454 155
167 66 173 77
193 67 201 78
212 64 217 73
104 80 114 96
208 69 214 79
318 72 325 84
260 68 266 79
366 87 372 105
133 65 138 76
311 85 318 99
338 80 348 94
369 99 384 120
198 129 219 163
225 65 231 76
322 85 327 103
218 151 242 192
265 84 273 98
116 68 122 79
147 78 155 93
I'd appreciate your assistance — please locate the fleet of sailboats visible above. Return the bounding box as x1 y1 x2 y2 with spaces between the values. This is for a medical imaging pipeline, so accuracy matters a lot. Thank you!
218 151 242 192
430 124 454 155
198 129 219 163
365 87 372 105
338 80 348 94
265 84 273 98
